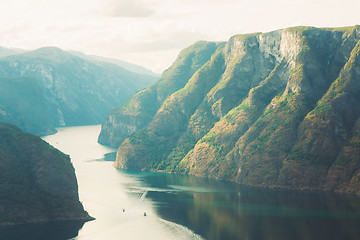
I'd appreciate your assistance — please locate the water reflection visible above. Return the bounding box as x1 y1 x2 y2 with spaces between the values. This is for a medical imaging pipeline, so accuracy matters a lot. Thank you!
2 125 360 240
42 125 204 240
0 220 85 240
121 171 360 240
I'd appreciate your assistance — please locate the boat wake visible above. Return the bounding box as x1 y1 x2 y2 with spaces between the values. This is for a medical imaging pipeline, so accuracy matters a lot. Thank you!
158 219 205 240
140 190 148 200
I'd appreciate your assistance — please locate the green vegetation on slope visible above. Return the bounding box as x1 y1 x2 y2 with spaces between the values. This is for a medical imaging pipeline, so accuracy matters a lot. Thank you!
99 41 222 147
115 49 226 170
110 26 360 195
0 122 91 226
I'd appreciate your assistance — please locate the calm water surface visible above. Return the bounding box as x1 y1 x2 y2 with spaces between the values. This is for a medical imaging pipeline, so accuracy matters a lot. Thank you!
2 125 360 240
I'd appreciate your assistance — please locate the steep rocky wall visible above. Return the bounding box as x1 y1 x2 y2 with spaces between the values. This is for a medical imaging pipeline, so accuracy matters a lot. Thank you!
109 26 360 195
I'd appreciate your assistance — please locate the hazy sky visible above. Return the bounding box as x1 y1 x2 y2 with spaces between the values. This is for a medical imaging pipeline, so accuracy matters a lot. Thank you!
0 0 360 73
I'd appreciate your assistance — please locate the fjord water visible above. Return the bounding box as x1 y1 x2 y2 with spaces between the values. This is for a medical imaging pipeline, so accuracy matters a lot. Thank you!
2 125 360 239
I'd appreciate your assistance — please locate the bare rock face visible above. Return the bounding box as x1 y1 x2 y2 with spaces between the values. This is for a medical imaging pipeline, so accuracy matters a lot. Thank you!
107 26 360 195
0 122 92 227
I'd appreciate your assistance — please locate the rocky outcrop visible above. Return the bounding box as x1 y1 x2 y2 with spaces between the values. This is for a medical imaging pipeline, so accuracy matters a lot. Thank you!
0 47 157 136
107 26 360 195
0 122 92 227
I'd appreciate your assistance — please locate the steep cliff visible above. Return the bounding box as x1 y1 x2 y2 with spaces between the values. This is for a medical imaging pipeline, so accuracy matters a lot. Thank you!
0 122 91 226
99 41 221 146
0 47 157 136
109 26 360 195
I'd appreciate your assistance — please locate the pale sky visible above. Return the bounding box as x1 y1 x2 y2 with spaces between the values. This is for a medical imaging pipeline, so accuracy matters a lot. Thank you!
0 0 359 73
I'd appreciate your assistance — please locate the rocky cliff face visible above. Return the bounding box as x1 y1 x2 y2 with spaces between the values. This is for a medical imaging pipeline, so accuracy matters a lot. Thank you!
0 47 157 136
0 122 91 226
107 26 360 195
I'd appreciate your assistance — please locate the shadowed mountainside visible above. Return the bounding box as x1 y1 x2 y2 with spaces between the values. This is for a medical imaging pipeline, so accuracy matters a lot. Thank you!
0 122 92 227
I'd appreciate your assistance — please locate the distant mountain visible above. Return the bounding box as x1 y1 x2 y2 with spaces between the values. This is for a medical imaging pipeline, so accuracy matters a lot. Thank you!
0 122 92 227
69 51 160 77
0 46 26 58
100 26 360 196
0 47 158 135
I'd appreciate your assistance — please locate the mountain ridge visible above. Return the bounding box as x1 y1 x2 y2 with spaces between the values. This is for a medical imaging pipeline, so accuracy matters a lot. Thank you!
0 45 159 77
100 25 360 195
68 50 160 77
0 46 158 135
